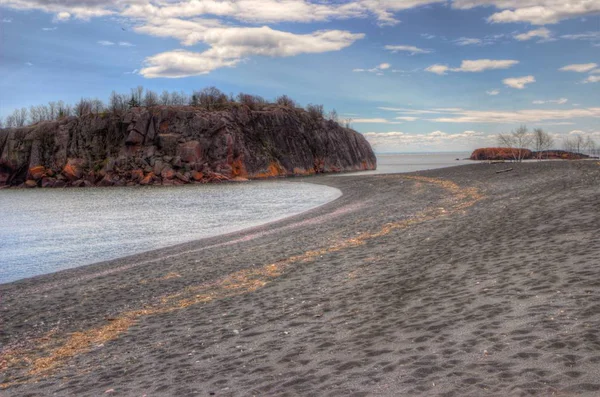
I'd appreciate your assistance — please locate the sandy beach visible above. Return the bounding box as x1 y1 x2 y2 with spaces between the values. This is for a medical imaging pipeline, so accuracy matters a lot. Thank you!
1 161 600 396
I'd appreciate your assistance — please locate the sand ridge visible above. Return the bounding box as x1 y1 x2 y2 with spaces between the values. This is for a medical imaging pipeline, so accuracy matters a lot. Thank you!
1 161 599 396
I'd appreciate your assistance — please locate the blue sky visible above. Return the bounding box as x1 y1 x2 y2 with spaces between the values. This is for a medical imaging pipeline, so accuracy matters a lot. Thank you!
1 0 599 152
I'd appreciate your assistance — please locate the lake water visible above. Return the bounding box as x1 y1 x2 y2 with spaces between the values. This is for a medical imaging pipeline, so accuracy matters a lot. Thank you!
335 152 473 176
0 152 474 284
0 182 341 284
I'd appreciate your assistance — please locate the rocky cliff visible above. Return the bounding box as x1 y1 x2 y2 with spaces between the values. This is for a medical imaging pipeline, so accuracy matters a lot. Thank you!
0 105 376 188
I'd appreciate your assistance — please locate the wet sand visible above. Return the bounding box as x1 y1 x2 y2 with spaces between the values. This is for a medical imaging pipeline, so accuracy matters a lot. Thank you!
1 161 600 396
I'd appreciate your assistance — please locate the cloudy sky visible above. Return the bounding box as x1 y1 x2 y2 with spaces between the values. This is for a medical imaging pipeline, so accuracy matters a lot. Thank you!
1 0 599 152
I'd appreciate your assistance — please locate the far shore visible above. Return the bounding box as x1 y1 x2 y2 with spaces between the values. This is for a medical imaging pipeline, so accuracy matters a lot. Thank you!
2 161 600 396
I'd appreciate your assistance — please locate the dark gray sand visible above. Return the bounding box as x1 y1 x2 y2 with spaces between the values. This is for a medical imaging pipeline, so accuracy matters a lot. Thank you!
2 161 600 396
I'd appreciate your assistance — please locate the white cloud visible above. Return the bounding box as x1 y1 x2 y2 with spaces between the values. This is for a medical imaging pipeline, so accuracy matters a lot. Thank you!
532 98 568 105
454 59 519 72
353 62 392 74
384 45 432 54
561 31 600 41
140 25 364 77
428 107 600 123
590 69 600 74
2 18 13 23
514 27 552 41
559 63 598 73
378 105 600 124
425 64 449 75
363 130 493 152
503 75 535 89
118 41 134 46
421 33 436 39
141 50 240 78
583 76 600 83
395 116 418 121
25 62 33 66
426 59 519 75
98 40 115 46
42 27 57 31
453 37 482 46
352 118 403 124
452 0 600 25
55 11 72 21
486 89 500 96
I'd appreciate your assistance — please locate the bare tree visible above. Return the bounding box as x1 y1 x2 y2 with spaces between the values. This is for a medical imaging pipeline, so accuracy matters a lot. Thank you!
585 136 597 156
75 98 92 117
48 101 57 120
306 104 324 121
170 90 188 106
129 86 144 108
90 98 105 114
533 128 554 159
0 117 3 129
342 118 352 129
57 101 72 118
143 90 159 107
276 95 296 108
237 93 266 110
327 109 339 123
497 125 533 162
191 87 229 110
564 134 585 154
160 90 170 105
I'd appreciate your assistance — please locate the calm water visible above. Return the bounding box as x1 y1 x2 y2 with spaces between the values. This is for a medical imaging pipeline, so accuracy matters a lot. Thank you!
335 152 473 176
0 182 341 283
0 152 472 284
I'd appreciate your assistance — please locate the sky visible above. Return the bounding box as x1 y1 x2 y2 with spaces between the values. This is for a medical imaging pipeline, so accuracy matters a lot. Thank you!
0 0 599 153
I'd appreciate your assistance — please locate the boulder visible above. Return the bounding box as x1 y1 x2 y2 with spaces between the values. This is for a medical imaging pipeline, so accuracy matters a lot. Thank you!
41 177 56 188
28 165 46 180
62 159 85 181
191 171 204 182
161 167 175 180
140 172 155 185
24 179 37 188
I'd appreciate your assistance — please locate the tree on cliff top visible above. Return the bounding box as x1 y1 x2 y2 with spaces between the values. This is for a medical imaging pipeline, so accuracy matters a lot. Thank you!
498 125 533 162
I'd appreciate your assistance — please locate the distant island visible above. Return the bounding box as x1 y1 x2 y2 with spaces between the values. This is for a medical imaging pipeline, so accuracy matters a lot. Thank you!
0 88 376 188
470 148 592 161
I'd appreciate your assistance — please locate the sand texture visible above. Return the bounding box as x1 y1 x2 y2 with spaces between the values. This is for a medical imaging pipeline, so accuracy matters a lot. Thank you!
1 161 600 396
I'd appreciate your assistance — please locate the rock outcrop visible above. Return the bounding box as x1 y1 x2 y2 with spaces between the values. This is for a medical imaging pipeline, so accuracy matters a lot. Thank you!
0 105 376 188
470 147 591 161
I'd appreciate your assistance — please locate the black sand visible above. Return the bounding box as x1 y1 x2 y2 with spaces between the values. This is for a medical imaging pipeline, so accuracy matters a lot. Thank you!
2 161 600 396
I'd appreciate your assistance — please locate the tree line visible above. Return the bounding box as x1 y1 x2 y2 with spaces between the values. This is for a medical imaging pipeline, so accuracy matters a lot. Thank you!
0 86 351 129
498 125 598 161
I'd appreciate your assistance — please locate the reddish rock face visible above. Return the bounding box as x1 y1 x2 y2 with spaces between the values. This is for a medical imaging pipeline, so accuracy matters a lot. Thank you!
130 169 144 182
62 159 84 181
0 106 377 188
191 171 204 182
161 167 175 180
28 166 46 180
140 172 155 185
177 141 203 163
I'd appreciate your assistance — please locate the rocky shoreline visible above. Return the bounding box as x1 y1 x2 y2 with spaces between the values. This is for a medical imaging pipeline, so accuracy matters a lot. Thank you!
0 105 376 188
2 161 600 396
